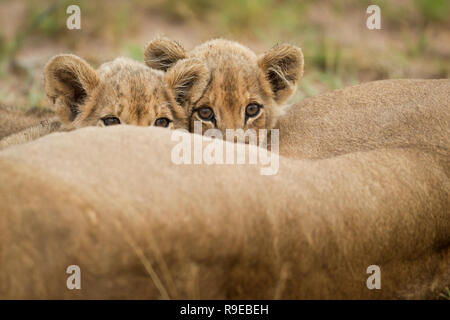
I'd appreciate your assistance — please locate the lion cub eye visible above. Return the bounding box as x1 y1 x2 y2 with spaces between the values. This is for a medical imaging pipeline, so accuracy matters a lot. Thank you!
101 116 121 126
196 107 215 121
245 103 262 118
154 117 171 128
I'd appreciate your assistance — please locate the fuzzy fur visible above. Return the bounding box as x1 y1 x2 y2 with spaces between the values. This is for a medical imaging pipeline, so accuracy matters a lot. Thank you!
0 54 209 150
0 125 448 299
0 105 54 139
144 38 304 135
276 78 450 159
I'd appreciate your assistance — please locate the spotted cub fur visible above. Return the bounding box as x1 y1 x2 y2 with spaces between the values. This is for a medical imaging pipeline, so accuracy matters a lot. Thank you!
144 38 304 135
0 54 208 149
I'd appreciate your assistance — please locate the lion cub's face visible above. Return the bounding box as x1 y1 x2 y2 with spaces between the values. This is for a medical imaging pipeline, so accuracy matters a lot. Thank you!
144 39 304 134
45 55 209 130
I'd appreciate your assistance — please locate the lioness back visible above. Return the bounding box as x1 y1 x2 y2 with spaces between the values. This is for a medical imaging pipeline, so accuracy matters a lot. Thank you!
0 105 55 139
276 79 450 159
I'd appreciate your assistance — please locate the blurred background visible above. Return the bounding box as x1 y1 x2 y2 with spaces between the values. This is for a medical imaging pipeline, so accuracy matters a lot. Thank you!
0 0 448 111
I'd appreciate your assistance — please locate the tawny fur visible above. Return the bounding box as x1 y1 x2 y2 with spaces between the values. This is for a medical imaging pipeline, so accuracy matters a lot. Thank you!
275 78 450 159
144 38 304 134
0 54 209 150
145 39 448 163
0 116 64 150
0 125 448 299
0 104 55 139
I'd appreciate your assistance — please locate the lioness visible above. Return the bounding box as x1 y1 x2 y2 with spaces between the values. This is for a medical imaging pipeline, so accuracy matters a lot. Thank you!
0 126 448 299
0 105 55 140
277 78 450 159
0 54 209 150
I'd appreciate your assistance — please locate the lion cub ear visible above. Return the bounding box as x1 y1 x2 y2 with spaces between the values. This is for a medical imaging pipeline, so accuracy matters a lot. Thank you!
144 37 187 71
164 58 209 108
44 54 99 124
258 44 304 104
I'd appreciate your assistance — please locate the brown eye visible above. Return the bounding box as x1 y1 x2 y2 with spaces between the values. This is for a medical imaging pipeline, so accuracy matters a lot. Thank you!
102 116 121 126
245 103 262 118
196 107 215 121
154 117 171 128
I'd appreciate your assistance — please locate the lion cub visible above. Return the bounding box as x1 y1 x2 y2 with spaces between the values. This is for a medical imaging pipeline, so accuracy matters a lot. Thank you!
144 38 304 135
0 54 208 149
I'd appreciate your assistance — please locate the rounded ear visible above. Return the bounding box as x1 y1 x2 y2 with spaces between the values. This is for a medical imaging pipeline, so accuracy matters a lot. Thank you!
44 54 99 124
144 37 187 71
258 44 304 104
164 58 209 108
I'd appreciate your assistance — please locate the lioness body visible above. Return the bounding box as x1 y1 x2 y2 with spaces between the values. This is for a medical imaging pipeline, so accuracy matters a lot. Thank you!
0 116 63 150
0 105 55 139
0 126 448 299
277 78 450 159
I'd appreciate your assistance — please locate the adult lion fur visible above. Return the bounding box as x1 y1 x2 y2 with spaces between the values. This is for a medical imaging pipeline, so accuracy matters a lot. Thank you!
0 125 448 299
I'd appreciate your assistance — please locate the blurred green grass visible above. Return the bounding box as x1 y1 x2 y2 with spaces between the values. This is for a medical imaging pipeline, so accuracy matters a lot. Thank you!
0 0 448 109
440 287 450 300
